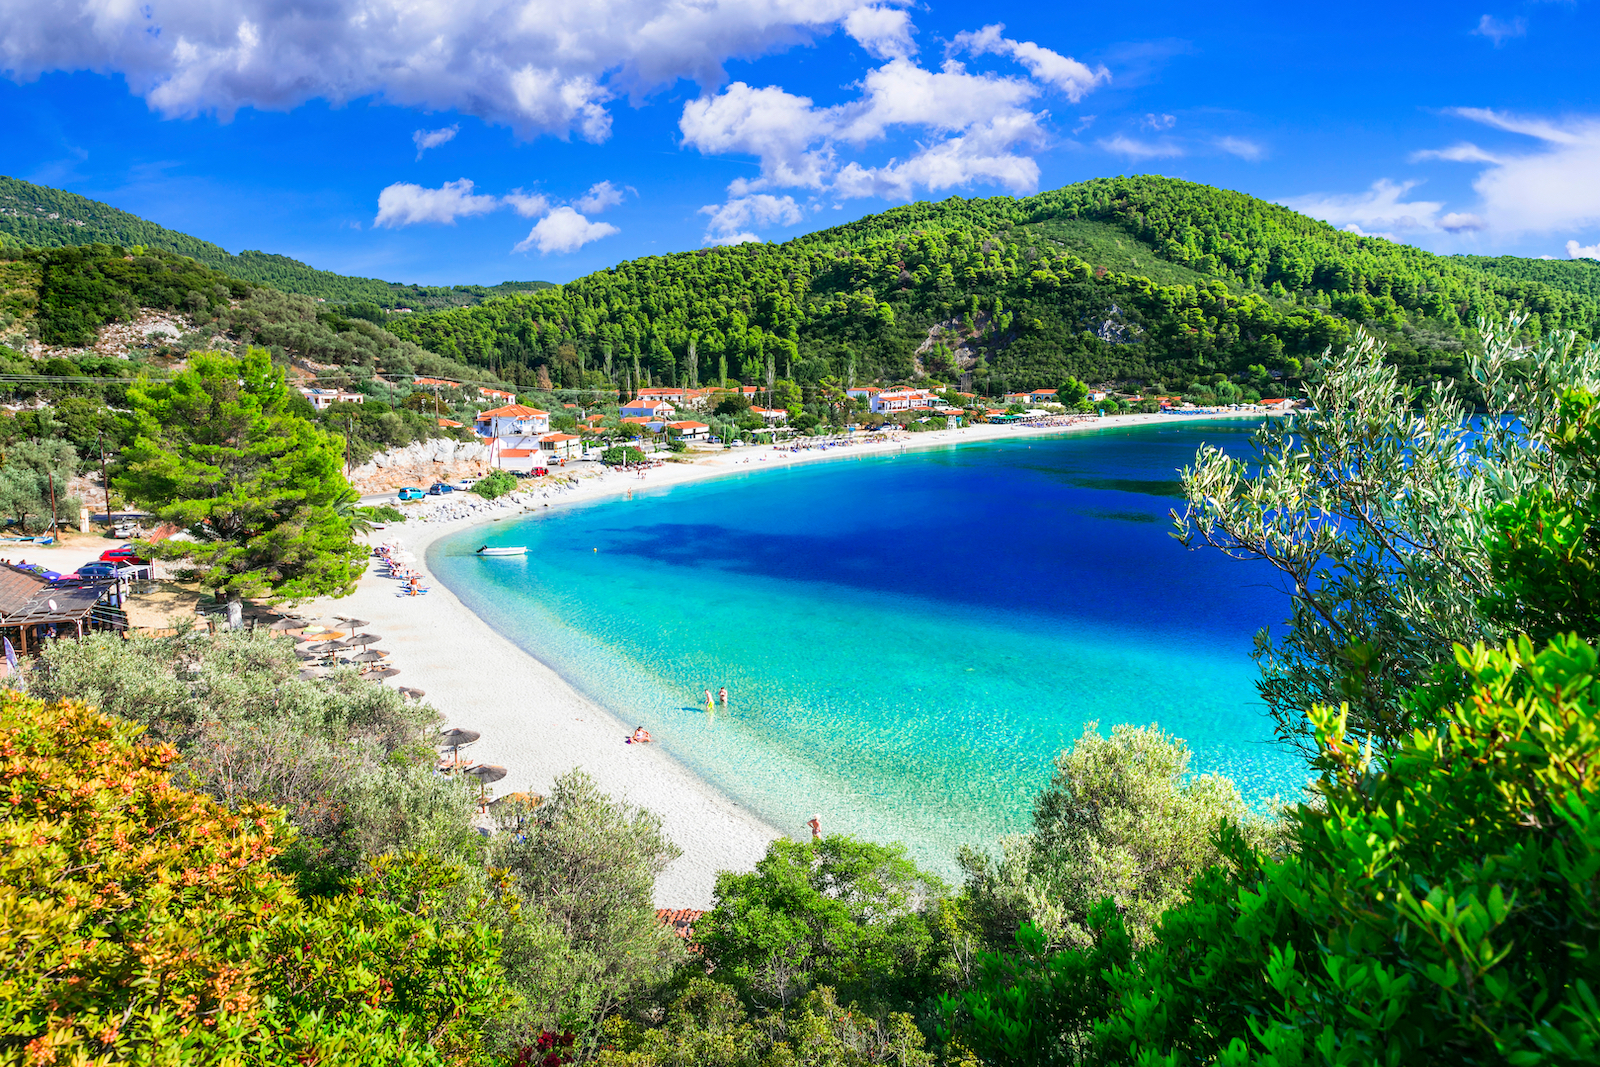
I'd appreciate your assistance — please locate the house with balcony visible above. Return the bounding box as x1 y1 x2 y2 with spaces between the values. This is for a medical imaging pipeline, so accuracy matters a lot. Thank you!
538 433 583 460
871 389 940 414
668 420 710 441
475 404 550 438
299 387 365 410
620 398 678 420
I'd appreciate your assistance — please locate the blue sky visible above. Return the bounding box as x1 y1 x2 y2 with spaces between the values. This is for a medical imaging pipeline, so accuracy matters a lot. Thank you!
2 0 1597 285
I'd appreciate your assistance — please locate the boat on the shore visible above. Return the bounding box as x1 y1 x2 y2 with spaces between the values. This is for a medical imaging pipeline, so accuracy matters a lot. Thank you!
476 545 528 556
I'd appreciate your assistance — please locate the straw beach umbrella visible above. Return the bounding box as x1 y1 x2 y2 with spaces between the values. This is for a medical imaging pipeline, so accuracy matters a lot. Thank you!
351 650 387 664
268 617 306 631
350 633 382 648
463 764 508 808
438 727 480 768
367 667 400 680
336 617 371 629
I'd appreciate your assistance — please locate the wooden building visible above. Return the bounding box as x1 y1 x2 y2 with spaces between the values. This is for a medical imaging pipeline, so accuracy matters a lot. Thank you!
0 564 127 654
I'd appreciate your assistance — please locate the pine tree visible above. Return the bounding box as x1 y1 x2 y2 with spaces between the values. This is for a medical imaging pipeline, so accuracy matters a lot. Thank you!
114 348 366 622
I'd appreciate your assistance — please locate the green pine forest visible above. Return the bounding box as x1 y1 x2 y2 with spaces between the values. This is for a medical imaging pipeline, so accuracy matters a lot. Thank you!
0 174 552 310
7 171 1600 406
383 175 1600 399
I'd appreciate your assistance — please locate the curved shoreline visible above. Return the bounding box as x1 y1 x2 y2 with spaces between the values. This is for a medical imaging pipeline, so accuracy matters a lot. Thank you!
303 411 1268 907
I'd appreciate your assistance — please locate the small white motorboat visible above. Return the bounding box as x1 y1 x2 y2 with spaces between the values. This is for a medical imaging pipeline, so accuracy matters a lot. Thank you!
476 545 528 556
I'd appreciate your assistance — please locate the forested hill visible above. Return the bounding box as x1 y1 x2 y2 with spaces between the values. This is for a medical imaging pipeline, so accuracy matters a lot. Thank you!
0 175 552 310
388 175 1600 398
1453 254 1600 306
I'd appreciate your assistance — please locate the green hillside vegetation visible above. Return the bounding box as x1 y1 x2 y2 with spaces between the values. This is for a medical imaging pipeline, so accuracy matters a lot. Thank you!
1454 253 1600 305
387 176 1599 400
0 174 552 309
0 242 516 466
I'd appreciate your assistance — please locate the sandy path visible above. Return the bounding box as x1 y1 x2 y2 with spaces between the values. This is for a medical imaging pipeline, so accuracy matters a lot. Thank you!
296 410 1270 907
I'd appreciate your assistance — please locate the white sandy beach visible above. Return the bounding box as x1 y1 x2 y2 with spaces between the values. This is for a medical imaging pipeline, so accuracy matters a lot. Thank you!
291 409 1269 908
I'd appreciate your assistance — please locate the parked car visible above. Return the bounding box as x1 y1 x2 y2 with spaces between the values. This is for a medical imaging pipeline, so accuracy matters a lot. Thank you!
77 562 137 579
454 478 478 490
427 483 455 495
397 487 426 501
531 466 549 477
99 545 148 564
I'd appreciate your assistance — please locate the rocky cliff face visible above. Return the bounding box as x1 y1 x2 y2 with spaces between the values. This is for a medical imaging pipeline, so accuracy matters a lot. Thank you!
349 438 491 494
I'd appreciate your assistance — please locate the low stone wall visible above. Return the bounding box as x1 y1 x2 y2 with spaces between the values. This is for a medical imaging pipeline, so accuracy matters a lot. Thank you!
349 438 492 494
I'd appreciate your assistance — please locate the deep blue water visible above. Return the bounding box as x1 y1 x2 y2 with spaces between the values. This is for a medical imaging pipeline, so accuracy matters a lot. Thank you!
430 421 1306 878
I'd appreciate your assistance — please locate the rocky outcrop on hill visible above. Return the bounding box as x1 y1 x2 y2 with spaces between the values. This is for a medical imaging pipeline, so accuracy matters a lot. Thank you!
349 438 490 494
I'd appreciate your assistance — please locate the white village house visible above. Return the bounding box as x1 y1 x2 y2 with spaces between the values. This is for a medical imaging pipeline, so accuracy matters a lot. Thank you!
299 387 365 410
620 398 678 420
474 404 551 438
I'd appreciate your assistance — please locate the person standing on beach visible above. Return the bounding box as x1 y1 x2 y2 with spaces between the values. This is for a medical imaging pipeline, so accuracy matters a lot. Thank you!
806 814 821 840
718 686 728 709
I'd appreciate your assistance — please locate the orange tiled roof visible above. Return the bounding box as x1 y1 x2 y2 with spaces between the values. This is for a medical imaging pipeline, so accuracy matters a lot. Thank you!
477 404 550 419
656 908 705 941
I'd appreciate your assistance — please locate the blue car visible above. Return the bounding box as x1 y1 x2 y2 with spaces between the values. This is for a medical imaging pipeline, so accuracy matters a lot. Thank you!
427 483 455 496
397 487 425 501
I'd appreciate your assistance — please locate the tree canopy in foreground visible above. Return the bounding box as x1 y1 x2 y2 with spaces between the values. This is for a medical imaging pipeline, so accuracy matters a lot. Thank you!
114 347 366 610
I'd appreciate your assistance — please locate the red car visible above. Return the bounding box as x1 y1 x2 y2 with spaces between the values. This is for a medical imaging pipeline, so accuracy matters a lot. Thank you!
100 545 148 564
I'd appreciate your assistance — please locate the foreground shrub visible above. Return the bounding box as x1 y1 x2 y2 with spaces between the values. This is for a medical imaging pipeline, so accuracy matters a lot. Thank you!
959 722 1279 952
472 469 518 499
695 835 950 1015
598 980 935 1067
0 693 509 1065
600 445 646 466
949 635 1600 1065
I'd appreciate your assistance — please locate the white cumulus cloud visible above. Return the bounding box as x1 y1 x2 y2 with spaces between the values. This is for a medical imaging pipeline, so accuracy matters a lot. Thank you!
514 206 619 254
374 178 499 227
1410 141 1505 164
1435 109 1600 235
700 193 802 243
1097 135 1182 160
1215 136 1264 161
0 0 892 139
412 125 459 159
1439 212 1487 232
1281 179 1443 234
1473 14 1526 46
680 51 1060 203
503 190 551 217
843 5 916 60
949 24 1109 102
574 180 627 213
1569 239 1600 260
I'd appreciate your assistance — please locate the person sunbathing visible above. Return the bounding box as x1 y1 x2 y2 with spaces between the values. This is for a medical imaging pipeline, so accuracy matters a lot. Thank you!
630 726 653 743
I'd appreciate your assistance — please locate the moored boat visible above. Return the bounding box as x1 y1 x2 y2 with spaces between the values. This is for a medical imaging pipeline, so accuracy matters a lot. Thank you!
476 545 528 556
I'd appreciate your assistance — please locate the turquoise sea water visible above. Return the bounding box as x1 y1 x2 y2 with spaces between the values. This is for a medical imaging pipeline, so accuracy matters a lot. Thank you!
430 421 1305 880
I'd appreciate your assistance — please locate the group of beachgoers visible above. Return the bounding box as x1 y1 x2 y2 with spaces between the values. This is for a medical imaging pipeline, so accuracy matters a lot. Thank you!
626 685 730 746
372 542 429 596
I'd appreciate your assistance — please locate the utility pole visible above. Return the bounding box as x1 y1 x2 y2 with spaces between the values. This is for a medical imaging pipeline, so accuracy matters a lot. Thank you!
97 430 111 531
47 471 57 535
